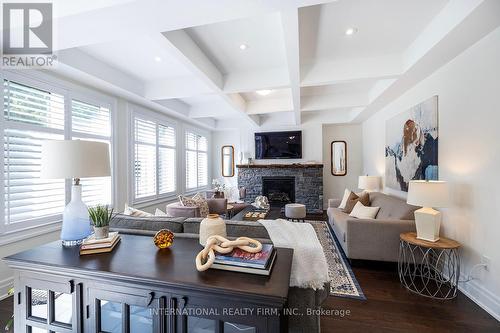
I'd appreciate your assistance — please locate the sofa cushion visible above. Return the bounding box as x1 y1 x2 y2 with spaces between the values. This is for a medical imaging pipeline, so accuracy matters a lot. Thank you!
343 191 370 214
110 214 185 233
369 192 419 220
179 193 209 217
182 218 270 240
349 202 380 219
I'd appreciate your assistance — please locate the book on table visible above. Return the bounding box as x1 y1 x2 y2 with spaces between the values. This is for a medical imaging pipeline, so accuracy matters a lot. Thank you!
80 232 121 255
211 243 276 275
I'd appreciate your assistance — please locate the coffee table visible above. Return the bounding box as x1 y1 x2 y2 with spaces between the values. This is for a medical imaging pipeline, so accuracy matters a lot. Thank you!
5 234 293 332
231 205 284 221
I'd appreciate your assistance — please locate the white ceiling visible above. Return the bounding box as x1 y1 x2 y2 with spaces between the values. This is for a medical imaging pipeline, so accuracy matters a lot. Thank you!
299 0 449 63
186 12 287 74
46 0 498 129
80 36 193 81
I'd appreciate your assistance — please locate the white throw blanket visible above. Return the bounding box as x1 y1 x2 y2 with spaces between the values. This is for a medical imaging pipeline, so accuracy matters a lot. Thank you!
259 219 329 290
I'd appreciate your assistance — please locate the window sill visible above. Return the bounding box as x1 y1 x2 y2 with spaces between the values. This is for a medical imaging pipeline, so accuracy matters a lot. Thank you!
132 195 178 210
0 220 61 247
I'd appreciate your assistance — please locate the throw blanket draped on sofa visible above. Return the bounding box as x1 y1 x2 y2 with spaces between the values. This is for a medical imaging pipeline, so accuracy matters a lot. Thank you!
259 219 329 290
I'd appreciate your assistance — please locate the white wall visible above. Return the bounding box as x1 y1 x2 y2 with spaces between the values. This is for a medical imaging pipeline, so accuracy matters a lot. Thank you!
211 130 241 196
322 124 363 207
362 27 500 320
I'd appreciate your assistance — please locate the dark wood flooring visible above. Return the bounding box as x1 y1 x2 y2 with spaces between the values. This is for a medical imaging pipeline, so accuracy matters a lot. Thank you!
320 261 500 332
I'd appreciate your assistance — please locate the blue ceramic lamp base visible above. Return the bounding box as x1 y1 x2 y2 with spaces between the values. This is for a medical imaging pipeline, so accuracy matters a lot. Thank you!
61 184 92 246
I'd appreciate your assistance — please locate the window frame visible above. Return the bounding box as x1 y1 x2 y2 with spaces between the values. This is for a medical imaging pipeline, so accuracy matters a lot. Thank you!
184 128 209 193
1 70 117 235
130 108 178 205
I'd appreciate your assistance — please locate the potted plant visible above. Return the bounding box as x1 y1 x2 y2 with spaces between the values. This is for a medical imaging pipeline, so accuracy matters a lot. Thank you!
88 205 114 239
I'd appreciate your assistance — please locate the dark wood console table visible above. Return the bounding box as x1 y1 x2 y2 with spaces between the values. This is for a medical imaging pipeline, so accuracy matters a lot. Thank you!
4 234 293 333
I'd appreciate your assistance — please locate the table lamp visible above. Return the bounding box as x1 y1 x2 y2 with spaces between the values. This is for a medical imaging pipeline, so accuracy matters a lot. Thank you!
358 175 381 192
41 140 111 246
407 180 449 242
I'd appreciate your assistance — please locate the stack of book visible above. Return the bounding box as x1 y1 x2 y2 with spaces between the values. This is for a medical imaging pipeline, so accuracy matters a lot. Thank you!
212 244 276 276
80 232 121 255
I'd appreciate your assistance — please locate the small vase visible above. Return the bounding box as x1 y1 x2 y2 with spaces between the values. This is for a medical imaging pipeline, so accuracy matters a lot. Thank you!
199 214 226 246
93 226 109 240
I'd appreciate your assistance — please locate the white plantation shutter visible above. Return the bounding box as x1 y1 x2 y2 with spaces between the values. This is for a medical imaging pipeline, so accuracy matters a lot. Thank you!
71 100 112 207
3 80 66 226
185 131 208 190
133 116 176 202
2 78 115 232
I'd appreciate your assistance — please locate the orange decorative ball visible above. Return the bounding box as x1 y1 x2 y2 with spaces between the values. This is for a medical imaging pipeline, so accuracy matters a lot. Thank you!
153 229 174 249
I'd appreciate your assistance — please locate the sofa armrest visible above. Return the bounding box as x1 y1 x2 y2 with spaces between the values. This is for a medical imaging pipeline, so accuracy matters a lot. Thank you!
346 218 415 262
328 199 341 208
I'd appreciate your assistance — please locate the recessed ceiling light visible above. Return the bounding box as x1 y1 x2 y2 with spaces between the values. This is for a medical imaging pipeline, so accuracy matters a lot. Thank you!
239 44 248 50
345 27 358 36
154 56 162 62
256 89 272 96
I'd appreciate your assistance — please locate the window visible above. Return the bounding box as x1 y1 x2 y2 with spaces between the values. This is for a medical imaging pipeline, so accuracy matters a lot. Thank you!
3 80 66 228
71 99 112 207
185 131 208 190
2 77 115 232
133 115 176 202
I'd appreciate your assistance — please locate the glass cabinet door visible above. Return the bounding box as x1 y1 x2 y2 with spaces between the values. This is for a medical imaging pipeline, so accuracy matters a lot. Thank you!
19 276 82 333
88 287 163 333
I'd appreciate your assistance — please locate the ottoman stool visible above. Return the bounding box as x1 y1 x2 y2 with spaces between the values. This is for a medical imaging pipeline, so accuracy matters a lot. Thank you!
285 203 306 222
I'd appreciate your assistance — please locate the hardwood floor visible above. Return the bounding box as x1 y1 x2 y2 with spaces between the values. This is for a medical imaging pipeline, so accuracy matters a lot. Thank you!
320 262 500 332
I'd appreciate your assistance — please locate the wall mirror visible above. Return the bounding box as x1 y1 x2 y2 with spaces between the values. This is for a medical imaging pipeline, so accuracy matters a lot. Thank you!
331 141 347 176
221 145 235 177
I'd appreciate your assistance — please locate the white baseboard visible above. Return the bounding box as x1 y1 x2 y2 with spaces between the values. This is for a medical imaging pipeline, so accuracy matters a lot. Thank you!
458 279 500 322
0 277 13 301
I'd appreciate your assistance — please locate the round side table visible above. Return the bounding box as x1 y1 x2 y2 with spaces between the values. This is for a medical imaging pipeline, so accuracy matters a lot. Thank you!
398 232 461 300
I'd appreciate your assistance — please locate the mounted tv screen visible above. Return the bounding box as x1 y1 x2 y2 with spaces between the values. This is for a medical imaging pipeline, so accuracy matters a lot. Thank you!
255 131 302 159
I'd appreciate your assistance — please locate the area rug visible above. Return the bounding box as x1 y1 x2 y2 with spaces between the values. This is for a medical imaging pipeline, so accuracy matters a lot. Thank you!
307 220 366 300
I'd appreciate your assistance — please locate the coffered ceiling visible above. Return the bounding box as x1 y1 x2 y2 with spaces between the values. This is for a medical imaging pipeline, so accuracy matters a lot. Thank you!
35 0 500 130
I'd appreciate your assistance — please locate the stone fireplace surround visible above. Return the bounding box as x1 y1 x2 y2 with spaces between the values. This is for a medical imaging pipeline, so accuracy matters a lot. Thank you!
237 164 323 214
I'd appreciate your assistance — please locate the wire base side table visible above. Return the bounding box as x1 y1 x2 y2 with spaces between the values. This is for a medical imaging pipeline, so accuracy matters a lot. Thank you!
399 232 461 300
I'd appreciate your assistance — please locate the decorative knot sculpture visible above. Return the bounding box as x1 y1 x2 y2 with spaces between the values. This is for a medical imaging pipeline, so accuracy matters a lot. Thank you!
195 235 262 272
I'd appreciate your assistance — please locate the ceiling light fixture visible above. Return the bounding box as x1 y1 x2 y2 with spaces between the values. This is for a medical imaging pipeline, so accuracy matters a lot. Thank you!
256 89 272 96
154 56 162 62
345 27 358 36
239 44 248 50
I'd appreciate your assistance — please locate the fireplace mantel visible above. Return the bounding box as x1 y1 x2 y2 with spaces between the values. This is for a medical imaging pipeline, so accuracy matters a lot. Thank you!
236 163 323 169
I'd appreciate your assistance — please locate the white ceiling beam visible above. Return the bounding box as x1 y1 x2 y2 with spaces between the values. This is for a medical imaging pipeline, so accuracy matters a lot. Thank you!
246 98 293 115
154 99 191 117
156 32 260 127
145 77 214 99
281 9 302 125
353 0 500 122
57 48 144 96
300 55 403 87
51 61 216 130
36 0 339 51
223 67 290 93
301 92 368 112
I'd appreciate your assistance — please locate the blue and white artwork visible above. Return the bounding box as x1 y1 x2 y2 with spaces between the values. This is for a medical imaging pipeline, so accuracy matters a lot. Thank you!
385 96 438 192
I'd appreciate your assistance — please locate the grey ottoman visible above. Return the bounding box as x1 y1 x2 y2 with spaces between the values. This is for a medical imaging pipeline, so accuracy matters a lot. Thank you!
285 203 306 222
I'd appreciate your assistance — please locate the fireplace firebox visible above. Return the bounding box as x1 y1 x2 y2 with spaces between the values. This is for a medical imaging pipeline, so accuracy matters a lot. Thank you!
262 177 295 207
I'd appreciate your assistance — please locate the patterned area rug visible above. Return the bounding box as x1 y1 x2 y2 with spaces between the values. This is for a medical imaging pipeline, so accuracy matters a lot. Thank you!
307 220 366 300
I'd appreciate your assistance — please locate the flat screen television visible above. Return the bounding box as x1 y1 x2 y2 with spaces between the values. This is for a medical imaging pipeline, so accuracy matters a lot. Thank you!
255 131 302 159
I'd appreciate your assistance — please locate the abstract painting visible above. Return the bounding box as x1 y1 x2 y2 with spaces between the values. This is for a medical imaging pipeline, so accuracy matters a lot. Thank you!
385 96 438 192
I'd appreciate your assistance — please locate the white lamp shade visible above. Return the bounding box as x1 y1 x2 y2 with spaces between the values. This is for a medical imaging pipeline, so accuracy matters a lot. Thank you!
407 181 449 208
358 176 381 191
40 140 111 179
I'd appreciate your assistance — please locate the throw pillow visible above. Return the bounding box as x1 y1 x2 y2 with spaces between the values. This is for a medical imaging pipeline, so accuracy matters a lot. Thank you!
343 191 370 214
178 193 210 217
155 208 168 216
349 202 380 219
123 204 153 217
338 189 351 209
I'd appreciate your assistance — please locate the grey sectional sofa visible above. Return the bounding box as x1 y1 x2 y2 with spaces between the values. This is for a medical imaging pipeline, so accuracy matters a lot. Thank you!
110 214 329 333
327 192 419 262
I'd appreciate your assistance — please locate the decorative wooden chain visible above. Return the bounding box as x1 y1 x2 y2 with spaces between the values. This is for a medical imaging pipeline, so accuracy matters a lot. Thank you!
195 235 262 272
